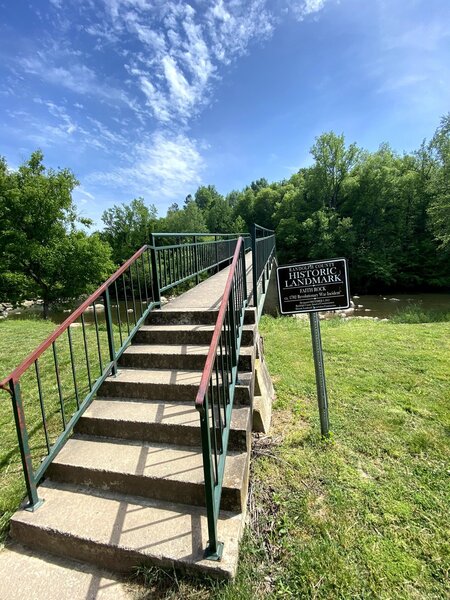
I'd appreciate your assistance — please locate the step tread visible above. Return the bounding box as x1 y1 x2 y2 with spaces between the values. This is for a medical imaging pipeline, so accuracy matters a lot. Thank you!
0 544 129 600
139 324 255 332
124 344 253 356
11 482 241 578
52 437 247 490
82 398 251 431
109 367 251 387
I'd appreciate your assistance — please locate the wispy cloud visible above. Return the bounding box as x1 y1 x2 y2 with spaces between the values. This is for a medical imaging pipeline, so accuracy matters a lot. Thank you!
86 1 274 125
87 131 205 200
19 53 131 108
288 0 329 21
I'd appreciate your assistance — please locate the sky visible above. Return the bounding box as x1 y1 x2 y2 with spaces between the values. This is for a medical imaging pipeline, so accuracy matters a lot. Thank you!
1 0 449 226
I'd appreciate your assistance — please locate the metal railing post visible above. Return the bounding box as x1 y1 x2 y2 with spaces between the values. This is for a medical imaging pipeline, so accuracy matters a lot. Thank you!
241 243 248 302
9 380 43 510
150 234 161 305
199 397 223 560
251 223 258 309
215 235 219 273
103 288 117 376
194 235 200 285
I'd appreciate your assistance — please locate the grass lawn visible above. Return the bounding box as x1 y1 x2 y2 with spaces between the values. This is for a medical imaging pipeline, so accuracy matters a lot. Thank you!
0 316 116 540
1 316 449 599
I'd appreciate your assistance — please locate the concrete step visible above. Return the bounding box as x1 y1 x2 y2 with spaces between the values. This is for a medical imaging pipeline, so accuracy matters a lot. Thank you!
120 343 254 371
0 544 129 600
99 368 252 404
148 308 256 326
10 482 242 579
75 398 251 451
49 437 249 512
134 324 256 346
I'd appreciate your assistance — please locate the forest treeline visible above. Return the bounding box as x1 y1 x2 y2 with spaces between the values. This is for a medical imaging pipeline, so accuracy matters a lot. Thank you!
103 114 450 292
1 115 449 312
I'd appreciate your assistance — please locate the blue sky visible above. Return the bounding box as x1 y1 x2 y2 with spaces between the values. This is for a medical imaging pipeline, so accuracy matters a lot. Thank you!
1 0 449 226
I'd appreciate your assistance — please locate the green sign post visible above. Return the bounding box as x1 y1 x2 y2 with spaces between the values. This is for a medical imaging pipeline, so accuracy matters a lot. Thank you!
276 258 350 437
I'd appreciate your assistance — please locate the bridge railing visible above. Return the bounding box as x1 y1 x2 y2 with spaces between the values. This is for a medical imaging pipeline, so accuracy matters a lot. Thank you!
195 236 248 560
0 225 273 514
0 245 157 509
150 232 251 302
251 224 276 318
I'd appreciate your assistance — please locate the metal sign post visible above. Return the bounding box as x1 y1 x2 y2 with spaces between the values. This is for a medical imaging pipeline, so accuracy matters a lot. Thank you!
309 312 330 436
276 258 350 438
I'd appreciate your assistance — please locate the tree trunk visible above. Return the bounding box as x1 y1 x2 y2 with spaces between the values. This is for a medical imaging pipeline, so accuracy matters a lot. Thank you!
43 300 49 320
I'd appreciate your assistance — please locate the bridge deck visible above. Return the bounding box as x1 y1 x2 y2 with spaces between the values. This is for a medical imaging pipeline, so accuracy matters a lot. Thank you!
163 251 253 310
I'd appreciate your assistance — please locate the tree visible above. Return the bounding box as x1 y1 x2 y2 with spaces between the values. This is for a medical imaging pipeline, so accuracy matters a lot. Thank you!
307 132 361 210
0 151 114 317
205 196 234 233
159 201 208 233
101 198 158 263
194 185 223 210
428 114 450 248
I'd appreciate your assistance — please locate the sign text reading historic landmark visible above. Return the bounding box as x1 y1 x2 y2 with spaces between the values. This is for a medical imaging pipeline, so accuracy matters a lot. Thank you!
277 258 350 315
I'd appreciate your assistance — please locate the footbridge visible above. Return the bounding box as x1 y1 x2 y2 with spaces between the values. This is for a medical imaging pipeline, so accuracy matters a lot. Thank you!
0 225 276 590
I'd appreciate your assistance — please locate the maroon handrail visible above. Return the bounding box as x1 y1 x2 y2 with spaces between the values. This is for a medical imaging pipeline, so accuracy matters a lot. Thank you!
195 237 243 412
0 245 149 389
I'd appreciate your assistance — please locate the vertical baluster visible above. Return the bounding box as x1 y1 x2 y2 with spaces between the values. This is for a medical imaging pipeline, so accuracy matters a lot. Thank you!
114 281 123 347
214 359 223 451
81 313 92 391
67 326 80 410
141 253 149 306
129 266 138 325
209 378 219 483
122 273 131 336
52 341 66 429
147 248 154 303
9 379 42 509
92 301 103 375
35 359 50 453
135 261 144 318
219 333 227 428
103 287 117 376
150 234 161 305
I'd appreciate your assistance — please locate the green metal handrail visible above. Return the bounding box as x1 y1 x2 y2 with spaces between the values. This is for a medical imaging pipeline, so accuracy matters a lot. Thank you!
0 245 157 510
251 224 276 318
0 225 271 515
150 232 251 302
195 237 248 560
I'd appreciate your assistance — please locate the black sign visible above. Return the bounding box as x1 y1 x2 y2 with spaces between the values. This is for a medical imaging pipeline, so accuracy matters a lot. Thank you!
276 258 350 315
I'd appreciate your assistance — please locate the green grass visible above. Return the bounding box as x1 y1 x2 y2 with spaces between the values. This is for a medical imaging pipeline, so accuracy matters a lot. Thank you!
131 316 449 599
0 316 121 541
1 316 449 598
391 303 450 323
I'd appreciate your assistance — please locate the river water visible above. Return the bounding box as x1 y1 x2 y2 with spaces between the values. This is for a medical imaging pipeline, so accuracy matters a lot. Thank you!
4 292 450 322
351 293 450 319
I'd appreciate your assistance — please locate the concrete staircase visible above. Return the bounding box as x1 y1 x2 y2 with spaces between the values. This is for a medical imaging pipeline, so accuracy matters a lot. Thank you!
8 308 257 581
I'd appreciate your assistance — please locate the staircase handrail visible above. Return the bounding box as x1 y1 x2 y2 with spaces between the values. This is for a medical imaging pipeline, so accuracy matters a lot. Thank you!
0 244 149 389
0 244 158 509
195 236 248 560
251 223 276 318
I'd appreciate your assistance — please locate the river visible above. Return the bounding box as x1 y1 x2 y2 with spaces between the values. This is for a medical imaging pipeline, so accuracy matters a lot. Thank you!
4 292 450 322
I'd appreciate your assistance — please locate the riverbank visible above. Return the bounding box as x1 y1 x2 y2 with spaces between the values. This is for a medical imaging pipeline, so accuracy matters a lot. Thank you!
1 317 449 598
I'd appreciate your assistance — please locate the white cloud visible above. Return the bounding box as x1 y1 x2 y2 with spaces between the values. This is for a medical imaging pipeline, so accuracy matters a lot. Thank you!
18 54 133 108
84 0 274 125
289 0 328 21
87 131 204 199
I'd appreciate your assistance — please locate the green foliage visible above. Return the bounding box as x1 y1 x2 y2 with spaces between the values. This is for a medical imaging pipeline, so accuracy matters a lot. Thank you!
427 113 450 249
159 200 208 233
0 151 114 316
390 304 450 323
101 197 157 263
